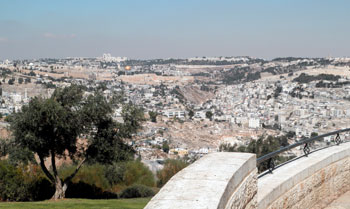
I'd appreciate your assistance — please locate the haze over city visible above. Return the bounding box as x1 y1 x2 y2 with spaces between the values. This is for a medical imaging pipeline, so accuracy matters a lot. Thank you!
1 0 350 60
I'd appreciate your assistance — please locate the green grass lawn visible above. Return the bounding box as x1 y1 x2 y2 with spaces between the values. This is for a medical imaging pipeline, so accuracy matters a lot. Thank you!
0 198 151 209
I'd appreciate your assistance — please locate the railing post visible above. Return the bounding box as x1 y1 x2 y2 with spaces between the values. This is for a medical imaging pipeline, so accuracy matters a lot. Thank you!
335 133 341 145
303 143 310 156
268 158 275 173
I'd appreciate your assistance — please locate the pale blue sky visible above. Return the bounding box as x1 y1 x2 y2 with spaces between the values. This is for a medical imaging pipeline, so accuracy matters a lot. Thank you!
0 0 349 60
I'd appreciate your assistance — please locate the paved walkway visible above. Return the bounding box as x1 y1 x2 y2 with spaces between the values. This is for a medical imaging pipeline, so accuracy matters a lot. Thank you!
325 190 350 209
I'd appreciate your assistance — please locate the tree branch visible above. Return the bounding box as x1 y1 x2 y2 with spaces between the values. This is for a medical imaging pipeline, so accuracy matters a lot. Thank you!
38 154 54 183
64 158 86 184
51 150 58 177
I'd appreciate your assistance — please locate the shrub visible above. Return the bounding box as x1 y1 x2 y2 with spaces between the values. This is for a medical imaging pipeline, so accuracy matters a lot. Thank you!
59 163 111 191
0 161 28 201
120 184 155 198
104 163 126 186
60 161 155 198
27 175 54 200
162 141 169 153
157 159 188 187
66 181 117 199
123 160 155 187
0 161 54 201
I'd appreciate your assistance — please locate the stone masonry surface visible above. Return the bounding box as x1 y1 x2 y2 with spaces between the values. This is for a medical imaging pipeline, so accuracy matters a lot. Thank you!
144 152 257 209
145 141 350 209
224 169 257 209
258 142 350 209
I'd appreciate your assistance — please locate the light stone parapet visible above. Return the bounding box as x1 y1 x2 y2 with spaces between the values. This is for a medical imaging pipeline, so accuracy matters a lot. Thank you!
144 152 257 209
144 142 350 209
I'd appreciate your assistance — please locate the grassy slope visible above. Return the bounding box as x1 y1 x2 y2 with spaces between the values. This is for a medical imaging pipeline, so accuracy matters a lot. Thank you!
0 198 150 209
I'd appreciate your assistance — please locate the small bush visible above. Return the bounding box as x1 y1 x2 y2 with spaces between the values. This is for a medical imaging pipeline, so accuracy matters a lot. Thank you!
123 160 155 187
156 159 188 187
28 175 54 200
0 161 28 201
104 163 126 186
120 184 155 198
59 163 111 191
0 161 54 201
60 161 155 198
66 181 117 199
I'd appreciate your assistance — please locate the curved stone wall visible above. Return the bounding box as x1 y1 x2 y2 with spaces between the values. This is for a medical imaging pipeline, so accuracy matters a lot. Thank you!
144 142 350 209
258 142 350 209
144 152 257 209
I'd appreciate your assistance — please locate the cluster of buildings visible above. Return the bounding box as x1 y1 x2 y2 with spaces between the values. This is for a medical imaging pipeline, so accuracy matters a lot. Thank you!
210 77 350 140
99 53 127 63
1 56 350 162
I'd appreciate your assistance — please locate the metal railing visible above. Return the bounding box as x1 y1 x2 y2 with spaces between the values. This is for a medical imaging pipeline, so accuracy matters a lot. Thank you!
257 128 350 173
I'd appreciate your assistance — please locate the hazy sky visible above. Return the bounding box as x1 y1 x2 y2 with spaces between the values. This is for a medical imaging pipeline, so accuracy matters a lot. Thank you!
1 0 349 60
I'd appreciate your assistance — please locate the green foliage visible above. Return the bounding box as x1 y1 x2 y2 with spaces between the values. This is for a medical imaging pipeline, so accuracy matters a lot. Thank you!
0 138 8 157
10 85 142 164
28 71 36 76
274 86 282 98
60 164 111 191
220 135 293 172
0 160 54 201
293 73 340 83
286 131 296 138
11 96 80 159
60 164 119 199
148 111 157 123
205 111 213 120
9 85 145 199
66 181 117 199
156 159 188 187
120 184 155 198
0 138 35 166
222 67 261 84
43 82 56 88
104 163 126 186
188 110 194 119
162 141 169 153
8 78 15 85
18 77 24 84
86 118 135 164
59 161 155 198
118 104 145 139
123 161 155 187
7 143 36 166
0 160 28 201
0 67 13 77
246 72 261 82
170 86 185 103
25 77 31 83
218 143 237 152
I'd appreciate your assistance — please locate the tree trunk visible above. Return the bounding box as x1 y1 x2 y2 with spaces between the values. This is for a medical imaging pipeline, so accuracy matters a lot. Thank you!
52 176 67 200
38 152 86 200
50 151 67 200
50 157 86 200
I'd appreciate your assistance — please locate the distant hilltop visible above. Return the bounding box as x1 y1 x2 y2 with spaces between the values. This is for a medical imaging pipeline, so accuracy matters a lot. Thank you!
2 55 350 63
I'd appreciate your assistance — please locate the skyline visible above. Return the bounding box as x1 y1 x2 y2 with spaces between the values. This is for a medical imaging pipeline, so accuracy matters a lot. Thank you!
1 0 350 60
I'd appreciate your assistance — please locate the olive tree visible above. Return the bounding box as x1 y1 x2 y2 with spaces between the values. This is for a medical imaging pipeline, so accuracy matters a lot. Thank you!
9 85 144 199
